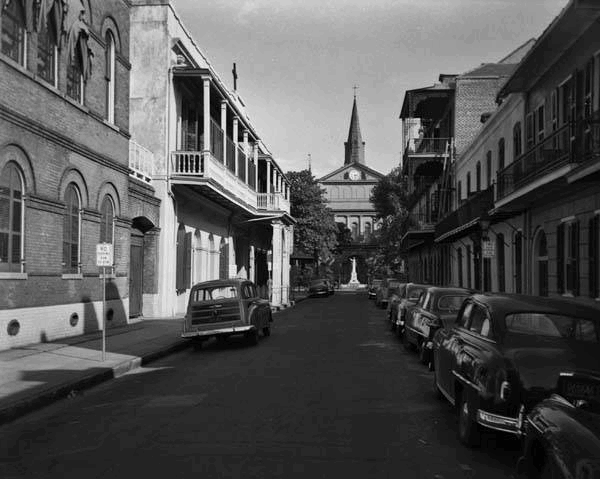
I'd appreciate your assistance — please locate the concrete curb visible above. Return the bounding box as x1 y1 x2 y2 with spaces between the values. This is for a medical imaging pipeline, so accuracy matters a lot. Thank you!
0 339 190 426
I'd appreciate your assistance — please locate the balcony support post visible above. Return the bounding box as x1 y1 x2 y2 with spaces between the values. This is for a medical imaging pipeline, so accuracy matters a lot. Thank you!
243 130 249 185
233 117 239 175
254 142 259 192
221 100 227 165
266 160 271 195
202 77 211 163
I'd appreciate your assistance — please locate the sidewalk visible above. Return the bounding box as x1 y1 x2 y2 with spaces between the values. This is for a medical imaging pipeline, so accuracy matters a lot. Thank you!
0 318 188 426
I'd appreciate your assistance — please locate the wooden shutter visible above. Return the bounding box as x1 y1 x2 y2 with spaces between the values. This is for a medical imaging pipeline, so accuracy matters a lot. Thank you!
557 223 565 293
572 220 580 296
184 232 192 289
176 225 185 291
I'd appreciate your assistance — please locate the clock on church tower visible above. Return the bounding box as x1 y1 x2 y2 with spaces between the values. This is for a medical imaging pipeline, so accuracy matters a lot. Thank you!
348 169 361 181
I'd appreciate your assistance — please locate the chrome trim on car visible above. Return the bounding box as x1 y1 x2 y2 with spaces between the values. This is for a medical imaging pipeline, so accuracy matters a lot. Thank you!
452 370 482 393
476 407 524 436
181 325 254 338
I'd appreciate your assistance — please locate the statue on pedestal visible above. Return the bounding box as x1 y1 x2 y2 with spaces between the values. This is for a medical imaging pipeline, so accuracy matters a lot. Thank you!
349 257 359 285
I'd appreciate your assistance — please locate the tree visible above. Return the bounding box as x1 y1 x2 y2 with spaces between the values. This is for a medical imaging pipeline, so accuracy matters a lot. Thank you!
335 222 352 253
369 166 409 277
287 170 338 275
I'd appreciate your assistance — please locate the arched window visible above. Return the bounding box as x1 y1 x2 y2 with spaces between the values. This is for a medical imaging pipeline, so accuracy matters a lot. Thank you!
36 9 58 85
476 161 481 192
63 184 81 274
486 150 492 188
99 196 114 245
351 222 358 240
66 44 84 103
1 0 27 65
66 10 92 104
105 30 116 122
513 122 522 159
364 222 372 240
498 138 505 170
466 172 471 196
0 163 24 273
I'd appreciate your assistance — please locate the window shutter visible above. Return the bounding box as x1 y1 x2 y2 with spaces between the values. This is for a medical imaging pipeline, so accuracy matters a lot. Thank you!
589 217 598 298
557 223 564 293
572 220 580 296
176 226 185 291
184 232 192 289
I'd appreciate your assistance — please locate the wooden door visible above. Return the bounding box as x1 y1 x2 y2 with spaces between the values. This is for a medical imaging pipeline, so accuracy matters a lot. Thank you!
129 231 144 317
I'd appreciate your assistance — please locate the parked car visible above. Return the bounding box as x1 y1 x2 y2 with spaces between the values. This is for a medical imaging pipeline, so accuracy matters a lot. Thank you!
368 279 383 299
402 287 473 364
308 279 332 297
181 279 272 347
517 381 600 479
375 278 404 309
389 283 430 332
325 279 335 295
432 293 600 447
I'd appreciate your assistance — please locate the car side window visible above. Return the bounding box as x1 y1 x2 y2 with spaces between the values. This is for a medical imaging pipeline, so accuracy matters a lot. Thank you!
469 305 493 338
242 284 253 299
457 302 473 329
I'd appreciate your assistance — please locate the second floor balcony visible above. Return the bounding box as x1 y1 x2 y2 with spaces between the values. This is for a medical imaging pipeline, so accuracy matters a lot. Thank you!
435 186 494 243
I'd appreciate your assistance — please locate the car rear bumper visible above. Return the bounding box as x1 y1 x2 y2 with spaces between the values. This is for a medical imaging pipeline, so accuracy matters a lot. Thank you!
182 325 255 338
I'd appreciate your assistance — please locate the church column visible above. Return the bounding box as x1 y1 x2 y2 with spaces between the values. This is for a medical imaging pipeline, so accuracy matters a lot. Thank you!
271 220 283 307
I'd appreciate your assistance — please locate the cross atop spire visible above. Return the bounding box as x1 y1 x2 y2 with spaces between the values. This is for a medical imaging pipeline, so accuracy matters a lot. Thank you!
344 93 365 165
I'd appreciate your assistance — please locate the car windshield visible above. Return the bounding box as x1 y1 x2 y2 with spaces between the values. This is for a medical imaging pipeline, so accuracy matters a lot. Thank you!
437 295 468 312
407 286 425 300
505 313 600 342
191 285 238 301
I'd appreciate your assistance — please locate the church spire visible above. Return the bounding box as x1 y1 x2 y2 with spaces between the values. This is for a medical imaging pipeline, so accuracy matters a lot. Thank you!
344 92 365 165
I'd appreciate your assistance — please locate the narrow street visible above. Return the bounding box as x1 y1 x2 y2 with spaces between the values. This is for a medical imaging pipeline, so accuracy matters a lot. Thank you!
0 293 519 479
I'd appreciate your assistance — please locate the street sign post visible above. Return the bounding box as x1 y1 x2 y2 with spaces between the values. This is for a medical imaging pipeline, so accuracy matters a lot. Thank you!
96 243 114 361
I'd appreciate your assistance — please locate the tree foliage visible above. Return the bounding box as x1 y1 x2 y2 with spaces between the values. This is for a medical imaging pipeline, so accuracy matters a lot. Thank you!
369 166 409 277
287 170 338 265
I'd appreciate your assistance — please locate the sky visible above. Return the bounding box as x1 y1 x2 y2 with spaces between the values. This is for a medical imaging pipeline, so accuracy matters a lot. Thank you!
173 0 566 178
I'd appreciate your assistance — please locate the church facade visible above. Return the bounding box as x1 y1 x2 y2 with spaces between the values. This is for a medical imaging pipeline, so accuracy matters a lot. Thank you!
318 96 384 283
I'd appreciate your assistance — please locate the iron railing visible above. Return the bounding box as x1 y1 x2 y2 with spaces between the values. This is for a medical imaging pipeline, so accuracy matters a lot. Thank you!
210 119 224 162
435 186 494 241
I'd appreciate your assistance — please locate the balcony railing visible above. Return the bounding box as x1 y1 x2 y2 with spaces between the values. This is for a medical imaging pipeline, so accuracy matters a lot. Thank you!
435 186 494 241
405 137 452 156
237 146 247 182
225 136 235 173
403 212 437 233
574 113 600 166
210 119 224 162
248 160 256 190
257 192 290 213
497 124 571 200
170 151 256 208
129 140 154 183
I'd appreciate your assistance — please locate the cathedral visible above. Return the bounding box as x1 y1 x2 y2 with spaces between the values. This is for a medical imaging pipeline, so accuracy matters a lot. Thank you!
318 95 384 284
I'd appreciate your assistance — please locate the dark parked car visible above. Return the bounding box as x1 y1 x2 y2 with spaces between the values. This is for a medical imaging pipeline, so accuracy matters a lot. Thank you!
308 279 332 297
368 279 383 299
517 381 600 479
375 278 404 309
182 279 272 347
403 287 473 364
432 293 600 447
388 283 430 332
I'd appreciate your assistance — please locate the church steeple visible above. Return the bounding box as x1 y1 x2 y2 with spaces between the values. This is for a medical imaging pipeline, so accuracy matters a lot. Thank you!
344 93 365 165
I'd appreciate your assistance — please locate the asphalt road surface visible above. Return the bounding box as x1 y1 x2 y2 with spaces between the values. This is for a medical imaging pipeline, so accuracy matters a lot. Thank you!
0 292 520 479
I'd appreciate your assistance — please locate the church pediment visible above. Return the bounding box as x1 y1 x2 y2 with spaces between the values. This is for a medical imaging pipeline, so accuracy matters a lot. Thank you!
319 163 384 183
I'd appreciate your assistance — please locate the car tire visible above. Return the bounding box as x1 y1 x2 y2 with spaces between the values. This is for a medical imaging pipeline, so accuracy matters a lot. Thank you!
432 368 443 400
457 390 480 447
246 328 259 346
419 343 429 365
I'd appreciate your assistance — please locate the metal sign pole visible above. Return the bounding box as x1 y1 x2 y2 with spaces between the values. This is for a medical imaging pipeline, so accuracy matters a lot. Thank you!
102 266 106 362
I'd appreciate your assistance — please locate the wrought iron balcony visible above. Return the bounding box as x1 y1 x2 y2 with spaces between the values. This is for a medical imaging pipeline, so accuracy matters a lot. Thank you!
405 137 452 156
435 186 494 242
257 192 290 213
496 124 571 200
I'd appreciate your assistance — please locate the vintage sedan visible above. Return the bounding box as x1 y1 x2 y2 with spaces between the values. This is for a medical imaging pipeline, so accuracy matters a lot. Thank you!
517 379 600 479
375 278 404 309
308 279 333 297
403 287 473 364
181 279 272 347
389 283 430 333
368 279 383 299
432 293 600 447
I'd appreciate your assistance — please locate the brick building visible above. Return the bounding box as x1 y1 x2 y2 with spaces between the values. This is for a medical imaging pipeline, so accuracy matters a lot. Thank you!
436 0 600 303
399 40 534 284
0 0 134 350
129 0 294 316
